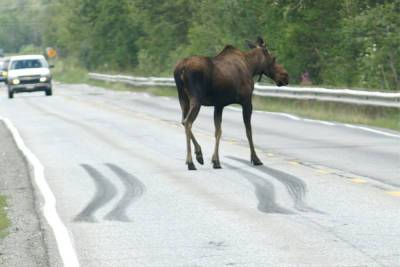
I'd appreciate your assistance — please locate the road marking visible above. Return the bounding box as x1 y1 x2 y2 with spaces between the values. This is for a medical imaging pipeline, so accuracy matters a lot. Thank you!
227 104 400 139
350 178 367 184
343 124 400 139
386 191 400 197
225 138 238 144
289 161 300 166
303 118 335 126
316 169 333 175
0 117 80 267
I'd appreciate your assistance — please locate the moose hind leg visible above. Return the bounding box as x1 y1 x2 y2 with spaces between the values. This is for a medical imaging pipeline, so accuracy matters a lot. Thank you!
180 94 203 165
191 133 204 165
242 102 263 166
183 100 201 170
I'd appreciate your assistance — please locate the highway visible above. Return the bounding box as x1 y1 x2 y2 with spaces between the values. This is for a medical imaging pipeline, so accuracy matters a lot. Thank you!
0 83 399 266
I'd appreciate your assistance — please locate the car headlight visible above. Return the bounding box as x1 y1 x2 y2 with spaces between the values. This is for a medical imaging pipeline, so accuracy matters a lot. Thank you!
12 79 20 85
40 77 48 82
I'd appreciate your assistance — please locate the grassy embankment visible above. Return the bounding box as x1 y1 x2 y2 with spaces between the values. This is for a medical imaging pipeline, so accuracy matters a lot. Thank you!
52 60 400 131
0 195 10 238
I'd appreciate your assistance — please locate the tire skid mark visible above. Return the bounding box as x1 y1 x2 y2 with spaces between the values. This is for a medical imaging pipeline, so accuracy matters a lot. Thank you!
224 163 293 214
104 164 146 222
228 156 323 213
74 164 117 222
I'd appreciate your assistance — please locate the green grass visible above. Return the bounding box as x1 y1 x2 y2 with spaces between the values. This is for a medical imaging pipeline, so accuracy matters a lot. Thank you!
0 195 10 238
51 60 400 131
51 58 90 84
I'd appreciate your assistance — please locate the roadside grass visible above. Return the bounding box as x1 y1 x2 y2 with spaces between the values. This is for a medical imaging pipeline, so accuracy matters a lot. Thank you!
0 195 10 238
51 61 400 131
252 96 400 131
51 58 90 84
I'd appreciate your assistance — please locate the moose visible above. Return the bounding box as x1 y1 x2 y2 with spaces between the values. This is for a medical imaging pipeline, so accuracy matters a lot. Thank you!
174 37 289 170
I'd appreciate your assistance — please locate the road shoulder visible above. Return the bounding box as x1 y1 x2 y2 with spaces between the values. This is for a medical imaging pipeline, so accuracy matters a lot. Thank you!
0 121 48 266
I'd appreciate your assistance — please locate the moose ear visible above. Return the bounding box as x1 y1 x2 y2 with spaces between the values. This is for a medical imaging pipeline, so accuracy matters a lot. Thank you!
246 40 256 49
272 56 276 64
256 36 266 47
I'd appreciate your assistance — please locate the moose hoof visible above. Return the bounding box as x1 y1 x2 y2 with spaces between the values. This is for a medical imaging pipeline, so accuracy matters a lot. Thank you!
212 160 222 169
187 162 197 170
252 158 263 166
195 151 204 165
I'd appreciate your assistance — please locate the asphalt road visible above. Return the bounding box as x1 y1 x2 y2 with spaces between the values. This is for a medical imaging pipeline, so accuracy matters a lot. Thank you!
0 83 399 267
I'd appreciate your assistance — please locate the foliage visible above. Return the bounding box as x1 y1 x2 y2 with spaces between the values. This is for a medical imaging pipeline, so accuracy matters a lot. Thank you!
0 0 398 90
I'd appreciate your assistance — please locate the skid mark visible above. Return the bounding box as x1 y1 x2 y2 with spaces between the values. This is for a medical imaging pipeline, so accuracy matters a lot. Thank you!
228 156 322 213
104 164 146 221
74 164 117 222
224 163 293 214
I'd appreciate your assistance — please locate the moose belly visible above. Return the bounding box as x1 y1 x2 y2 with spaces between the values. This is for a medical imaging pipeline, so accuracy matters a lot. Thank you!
201 90 239 106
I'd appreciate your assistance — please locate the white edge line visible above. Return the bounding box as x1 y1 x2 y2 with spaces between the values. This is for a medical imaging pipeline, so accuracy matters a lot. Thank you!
343 124 400 138
0 117 80 267
225 105 400 138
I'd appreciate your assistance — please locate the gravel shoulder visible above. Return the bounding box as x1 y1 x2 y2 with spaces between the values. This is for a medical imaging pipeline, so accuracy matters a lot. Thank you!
0 121 48 266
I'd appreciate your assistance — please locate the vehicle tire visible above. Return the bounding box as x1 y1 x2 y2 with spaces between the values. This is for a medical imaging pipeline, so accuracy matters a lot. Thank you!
45 88 52 96
8 88 13 99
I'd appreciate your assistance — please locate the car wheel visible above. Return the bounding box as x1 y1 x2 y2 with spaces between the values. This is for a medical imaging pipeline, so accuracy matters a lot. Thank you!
45 88 52 96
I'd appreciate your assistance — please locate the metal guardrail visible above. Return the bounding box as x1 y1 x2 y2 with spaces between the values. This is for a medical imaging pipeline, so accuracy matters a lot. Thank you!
88 72 400 108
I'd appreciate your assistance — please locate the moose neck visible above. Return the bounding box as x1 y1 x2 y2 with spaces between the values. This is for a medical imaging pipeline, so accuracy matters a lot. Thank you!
245 49 264 77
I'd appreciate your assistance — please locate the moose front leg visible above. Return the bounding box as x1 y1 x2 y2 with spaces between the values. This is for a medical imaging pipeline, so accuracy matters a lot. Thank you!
242 102 263 166
212 106 223 169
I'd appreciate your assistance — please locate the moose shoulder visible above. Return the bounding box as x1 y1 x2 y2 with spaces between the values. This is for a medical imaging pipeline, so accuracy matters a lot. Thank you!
174 37 289 170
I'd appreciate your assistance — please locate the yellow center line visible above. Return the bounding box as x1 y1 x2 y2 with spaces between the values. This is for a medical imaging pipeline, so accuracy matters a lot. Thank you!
386 191 400 197
316 169 333 175
350 178 367 184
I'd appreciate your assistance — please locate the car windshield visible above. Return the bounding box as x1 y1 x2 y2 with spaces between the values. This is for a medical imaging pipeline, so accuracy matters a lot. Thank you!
9 59 48 70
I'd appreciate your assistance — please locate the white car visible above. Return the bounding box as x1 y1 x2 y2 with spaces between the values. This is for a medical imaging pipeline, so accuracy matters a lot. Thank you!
6 55 53 99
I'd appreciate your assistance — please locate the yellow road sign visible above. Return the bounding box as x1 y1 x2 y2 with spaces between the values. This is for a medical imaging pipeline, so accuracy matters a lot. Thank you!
46 47 57 58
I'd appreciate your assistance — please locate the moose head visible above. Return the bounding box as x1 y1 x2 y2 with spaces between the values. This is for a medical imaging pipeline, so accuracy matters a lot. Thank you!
246 37 289 87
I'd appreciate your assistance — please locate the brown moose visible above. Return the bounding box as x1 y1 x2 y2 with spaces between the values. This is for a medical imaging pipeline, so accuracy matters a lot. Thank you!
174 37 289 170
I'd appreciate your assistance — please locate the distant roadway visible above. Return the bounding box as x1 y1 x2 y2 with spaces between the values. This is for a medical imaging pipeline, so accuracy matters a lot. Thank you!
0 83 399 266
